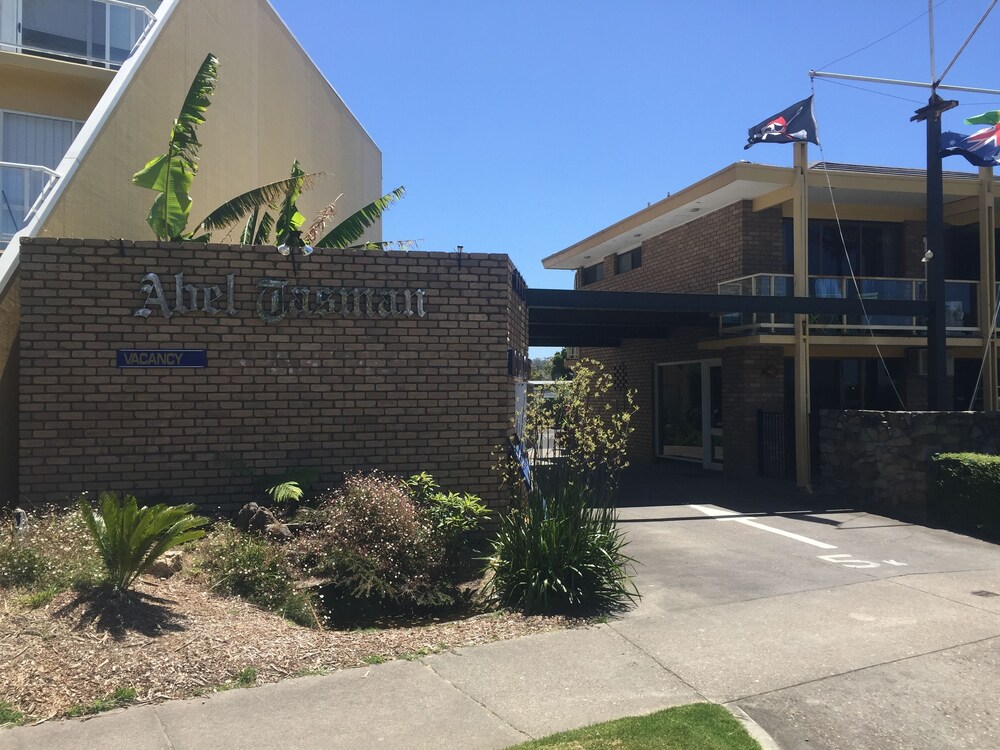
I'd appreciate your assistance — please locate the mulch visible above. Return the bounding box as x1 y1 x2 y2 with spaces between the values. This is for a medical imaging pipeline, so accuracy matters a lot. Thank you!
0 578 576 721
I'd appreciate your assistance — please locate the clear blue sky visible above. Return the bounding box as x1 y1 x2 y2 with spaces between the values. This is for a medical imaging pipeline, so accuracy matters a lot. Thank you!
272 0 999 352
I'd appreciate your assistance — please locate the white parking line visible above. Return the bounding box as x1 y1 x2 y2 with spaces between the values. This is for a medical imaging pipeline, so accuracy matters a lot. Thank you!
689 504 839 550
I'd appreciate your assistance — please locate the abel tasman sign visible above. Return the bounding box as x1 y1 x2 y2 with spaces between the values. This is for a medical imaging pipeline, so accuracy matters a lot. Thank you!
132 272 428 323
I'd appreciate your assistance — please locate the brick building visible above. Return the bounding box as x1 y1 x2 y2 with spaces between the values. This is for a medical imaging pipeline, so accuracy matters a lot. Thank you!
542 160 1000 481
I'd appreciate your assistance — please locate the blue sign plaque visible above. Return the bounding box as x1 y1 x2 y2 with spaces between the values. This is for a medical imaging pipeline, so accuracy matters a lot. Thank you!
117 349 208 368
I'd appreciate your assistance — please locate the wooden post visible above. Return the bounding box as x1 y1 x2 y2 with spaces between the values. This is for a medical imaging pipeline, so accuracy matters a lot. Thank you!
793 142 811 489
979 166 997 411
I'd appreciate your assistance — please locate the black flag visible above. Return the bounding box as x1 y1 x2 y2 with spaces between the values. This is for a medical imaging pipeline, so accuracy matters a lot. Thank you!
745 96 819 149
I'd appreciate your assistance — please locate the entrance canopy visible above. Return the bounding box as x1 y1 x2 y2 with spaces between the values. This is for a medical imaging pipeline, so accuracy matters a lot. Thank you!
526 288 929 347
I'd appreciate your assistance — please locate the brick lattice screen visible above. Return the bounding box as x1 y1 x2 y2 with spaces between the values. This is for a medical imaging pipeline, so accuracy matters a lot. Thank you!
18 239 527 514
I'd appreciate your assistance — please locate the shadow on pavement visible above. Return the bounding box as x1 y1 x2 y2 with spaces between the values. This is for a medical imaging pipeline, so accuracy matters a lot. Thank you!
612 462 914 531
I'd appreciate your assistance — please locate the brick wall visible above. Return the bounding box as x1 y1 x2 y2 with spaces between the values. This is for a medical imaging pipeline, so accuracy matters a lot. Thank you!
0 278 18 501
577 201 785 477
18 239 525 514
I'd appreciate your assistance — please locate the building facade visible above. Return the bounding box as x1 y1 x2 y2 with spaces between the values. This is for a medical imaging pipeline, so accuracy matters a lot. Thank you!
543 160 1000 481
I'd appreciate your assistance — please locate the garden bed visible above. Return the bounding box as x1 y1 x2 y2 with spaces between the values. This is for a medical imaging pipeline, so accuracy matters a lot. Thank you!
0 576 574 722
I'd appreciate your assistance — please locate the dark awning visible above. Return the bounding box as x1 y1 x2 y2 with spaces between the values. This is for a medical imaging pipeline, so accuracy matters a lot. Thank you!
526 289 929 347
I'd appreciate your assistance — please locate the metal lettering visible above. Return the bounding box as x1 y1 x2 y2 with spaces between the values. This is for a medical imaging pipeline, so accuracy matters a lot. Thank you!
379 289 400 318
290 287 310 317
174 273 199 314
202 285 223 314
313 287 336 316
414 288 427 318
134 272 171 319
256 278 289 323
226 273 237 315
364 288 377 317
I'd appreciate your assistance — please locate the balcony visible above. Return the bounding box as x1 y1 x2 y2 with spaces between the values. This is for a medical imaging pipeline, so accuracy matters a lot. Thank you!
718 273 981 336
0 161 58 242
0 0 158 69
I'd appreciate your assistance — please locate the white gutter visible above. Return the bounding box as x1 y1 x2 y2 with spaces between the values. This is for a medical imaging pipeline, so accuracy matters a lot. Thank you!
0 0 182 295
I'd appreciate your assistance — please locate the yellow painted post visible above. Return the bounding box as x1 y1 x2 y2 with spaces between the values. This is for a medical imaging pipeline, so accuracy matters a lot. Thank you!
979 166 997 411
793 142 811 488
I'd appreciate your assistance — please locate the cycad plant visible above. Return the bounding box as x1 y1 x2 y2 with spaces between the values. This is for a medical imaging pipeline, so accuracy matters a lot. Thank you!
79 493 209 592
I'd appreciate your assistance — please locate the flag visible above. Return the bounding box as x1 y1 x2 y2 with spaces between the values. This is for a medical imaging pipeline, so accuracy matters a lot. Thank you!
745 96 819 150
940 110 1000 168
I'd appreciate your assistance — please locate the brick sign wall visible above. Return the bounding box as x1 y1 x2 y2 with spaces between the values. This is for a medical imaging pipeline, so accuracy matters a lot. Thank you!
18 239 527 514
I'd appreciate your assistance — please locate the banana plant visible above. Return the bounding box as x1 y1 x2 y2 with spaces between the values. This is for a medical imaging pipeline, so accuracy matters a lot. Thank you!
206 160 407 251
313 186 407 249
132 53 219 241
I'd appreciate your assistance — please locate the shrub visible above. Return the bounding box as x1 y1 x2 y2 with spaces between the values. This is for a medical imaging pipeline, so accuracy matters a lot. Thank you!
404 472 491 562
298 472 448 607
485 463 639 614
931 453 1000 538
196 524 317 627
0 505 103 593
488 358 640 615
0 543 45 588
80 493 209 592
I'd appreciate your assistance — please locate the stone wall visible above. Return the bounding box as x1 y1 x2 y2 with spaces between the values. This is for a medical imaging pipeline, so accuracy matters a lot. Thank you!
18 238 526 514
819 410 1000 520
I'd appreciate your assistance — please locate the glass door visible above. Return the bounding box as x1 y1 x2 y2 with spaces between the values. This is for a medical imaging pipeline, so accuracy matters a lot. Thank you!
655 359 723 470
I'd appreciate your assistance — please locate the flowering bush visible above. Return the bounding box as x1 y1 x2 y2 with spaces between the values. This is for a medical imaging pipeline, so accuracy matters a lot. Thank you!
291 472 488 610
195 524 317 627
0 505 103 593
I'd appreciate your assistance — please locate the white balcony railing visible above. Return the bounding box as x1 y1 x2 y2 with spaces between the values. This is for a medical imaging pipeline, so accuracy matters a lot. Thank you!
718 273 981 336
0 161 59 242
1 0 157 69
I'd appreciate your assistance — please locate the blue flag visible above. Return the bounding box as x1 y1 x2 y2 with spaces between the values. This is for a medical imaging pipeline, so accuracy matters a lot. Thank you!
940 111 1000 168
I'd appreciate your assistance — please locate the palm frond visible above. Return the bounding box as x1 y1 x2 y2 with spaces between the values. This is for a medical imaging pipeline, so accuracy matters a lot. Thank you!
193 171 324 234
315 186 406 249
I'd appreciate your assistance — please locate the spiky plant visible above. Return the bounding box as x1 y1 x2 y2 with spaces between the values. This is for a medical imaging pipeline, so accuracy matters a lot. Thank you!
79 493 209 592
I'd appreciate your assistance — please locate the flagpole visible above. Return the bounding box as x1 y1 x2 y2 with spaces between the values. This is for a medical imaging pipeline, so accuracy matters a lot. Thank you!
792 141 811 489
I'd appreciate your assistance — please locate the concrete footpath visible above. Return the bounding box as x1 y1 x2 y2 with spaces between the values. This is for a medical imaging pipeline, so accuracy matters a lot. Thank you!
4 468 1000 749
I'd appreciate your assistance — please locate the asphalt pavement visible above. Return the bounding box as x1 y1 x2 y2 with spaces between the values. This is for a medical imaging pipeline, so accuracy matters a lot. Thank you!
4 464 1000 749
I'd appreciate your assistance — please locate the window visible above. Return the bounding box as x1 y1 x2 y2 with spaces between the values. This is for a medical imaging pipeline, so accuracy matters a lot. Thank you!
1 110 82 239
783 219 902 277
18 0 160 67
581 262 604 286
615 246 642 274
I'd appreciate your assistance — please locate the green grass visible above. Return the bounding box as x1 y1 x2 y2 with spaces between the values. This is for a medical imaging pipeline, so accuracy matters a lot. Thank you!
65 687 137 718
508 704 761 750
16 586 62 609
362 654 386 665
233 667 258 687
0 702 27 727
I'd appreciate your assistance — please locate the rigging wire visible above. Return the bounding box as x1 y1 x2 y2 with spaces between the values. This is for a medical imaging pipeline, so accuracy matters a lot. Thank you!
937 0 999 86
810 79 907 409
815 0 949 73
967 287 1000 410
813 76 925 105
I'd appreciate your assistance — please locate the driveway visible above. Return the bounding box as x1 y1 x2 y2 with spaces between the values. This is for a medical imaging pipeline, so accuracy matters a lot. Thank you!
612 464 1000 750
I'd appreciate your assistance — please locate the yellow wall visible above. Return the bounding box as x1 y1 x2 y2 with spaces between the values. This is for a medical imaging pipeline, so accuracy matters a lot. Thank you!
38 0 382 243
0 52 111 121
